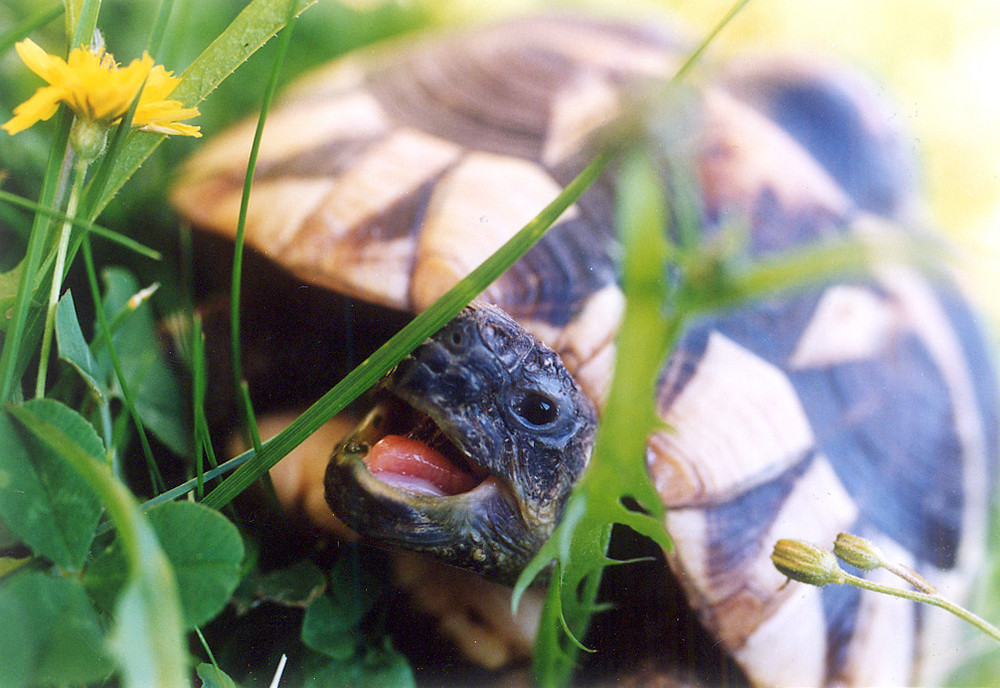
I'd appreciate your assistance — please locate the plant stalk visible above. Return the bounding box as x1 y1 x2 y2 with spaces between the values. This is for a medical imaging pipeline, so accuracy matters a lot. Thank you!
35 154 88 398
844 572 1000 643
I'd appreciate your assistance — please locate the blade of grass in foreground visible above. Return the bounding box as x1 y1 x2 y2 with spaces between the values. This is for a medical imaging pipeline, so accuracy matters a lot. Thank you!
200 147 616 511
230 0 302 464
0 190 161 259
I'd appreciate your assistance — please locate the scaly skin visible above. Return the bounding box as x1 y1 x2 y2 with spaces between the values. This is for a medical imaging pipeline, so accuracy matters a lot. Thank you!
325 304 597 585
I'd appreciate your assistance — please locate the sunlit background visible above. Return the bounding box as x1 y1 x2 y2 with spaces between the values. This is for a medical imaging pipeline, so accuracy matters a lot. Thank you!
684 1 1000 316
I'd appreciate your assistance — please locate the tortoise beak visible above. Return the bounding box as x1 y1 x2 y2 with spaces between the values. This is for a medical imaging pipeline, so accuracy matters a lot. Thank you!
324 398 544 584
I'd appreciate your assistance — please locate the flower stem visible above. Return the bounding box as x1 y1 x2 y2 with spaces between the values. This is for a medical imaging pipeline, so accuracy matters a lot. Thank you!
883 561 937 594
843 572 1000 643
35 154 88 398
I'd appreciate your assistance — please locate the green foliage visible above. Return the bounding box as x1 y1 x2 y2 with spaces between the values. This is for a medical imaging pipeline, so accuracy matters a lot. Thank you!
0 399 102 570
301 553 384 658
248 559 328 609
301 639 415 688
298 553 413 688
7 400 188 688
55 269 187 455
514 149 678 686
55 291 103 398
0 572 114 688
196 663 241 688
85 501 244 629
159 501 243 627
0 1 323 686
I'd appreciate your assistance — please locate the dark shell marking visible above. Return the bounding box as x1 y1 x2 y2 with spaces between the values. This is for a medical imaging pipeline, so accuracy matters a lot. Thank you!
171 15 997 687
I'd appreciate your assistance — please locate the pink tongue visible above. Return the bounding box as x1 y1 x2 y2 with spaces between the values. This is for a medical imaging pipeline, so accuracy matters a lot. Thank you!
364 435 479 497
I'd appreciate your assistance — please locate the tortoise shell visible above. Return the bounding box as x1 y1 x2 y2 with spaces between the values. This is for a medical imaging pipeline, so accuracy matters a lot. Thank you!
171 15 997 687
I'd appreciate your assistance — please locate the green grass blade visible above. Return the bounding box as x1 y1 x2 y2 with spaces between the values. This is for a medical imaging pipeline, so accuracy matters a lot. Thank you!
190 316 218 499
201 146 616 511
230 0 301 459
146 0 174 58
674 0 751 84
81 236 165 492
0 190 161 260
144 450 253 512
67 0 101 51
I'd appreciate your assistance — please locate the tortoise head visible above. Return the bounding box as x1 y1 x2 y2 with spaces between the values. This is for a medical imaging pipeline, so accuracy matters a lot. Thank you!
324 303 597 585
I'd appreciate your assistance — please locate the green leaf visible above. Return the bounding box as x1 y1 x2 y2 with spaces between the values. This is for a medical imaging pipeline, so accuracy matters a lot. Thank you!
55 290 106 401
0 585 31 688
257 559 327 608
0 515 22 550
145 501 244 629
0 572 113 688
327 550 384 619
302 551 405 668
303 641 415 688
302 595 360 660
80 537 128 616
84 502 244 630
0 399 102 569
0 260 25 337
197 663 241 688
107 572 184 688
95 268 188 455
7 402 188 688
519 149 677 687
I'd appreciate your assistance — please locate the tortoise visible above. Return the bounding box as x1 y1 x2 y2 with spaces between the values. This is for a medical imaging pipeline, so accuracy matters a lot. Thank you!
170 14 998 687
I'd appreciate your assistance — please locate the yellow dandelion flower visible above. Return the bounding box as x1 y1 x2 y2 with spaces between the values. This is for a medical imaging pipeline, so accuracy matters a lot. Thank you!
2 39 200 138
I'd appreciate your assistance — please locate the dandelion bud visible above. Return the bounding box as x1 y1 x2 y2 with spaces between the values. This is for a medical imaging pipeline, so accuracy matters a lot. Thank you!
833 532 886 571
70 117 108 161
771 539 844 586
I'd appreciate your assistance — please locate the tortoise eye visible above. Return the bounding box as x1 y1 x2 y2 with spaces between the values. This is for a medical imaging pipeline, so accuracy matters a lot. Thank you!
515 392 558 427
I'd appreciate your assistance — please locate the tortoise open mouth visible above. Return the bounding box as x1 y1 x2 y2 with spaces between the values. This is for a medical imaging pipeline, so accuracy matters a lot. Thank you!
324 390 532 581
347 395 491 498
324 387 521 539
